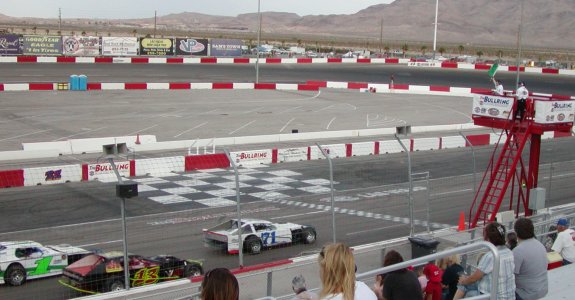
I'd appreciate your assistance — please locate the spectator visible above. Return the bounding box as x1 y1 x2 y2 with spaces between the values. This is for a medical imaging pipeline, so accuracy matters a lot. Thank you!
513 217 548 300
423 261 443 300
551 218 575 265
506 232 518 250
381 250 423 300
291 274 318 300
437 252 464 300
414 265 428 292
492 78 504 95
454 222 515 299
544 225 558 252
515 81 529 120
318 243 376 300
200 268 239 300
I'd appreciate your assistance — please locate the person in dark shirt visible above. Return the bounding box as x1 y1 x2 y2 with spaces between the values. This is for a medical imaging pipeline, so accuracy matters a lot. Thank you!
437 252 464 300
382 250 423 300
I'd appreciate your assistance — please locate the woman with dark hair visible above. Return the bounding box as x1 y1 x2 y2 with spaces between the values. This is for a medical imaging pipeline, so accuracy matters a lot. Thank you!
506 232 518 250
454 222 516 299
378 250 423 300
201 268 239 300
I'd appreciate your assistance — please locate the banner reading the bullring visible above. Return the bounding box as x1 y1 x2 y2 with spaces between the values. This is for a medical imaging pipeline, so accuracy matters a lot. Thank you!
210 39 242 57
0 34 22 55
139 38 174 56
22 35 62 55
62 36 100 56
175 38 208 56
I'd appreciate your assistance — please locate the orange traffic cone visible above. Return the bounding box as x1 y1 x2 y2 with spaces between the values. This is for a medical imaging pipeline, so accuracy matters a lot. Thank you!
458 211 466 231
135 134 141 145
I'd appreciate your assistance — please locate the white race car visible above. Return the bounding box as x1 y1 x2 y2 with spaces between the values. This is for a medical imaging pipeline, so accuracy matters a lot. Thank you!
0 241 91 286
203 219 317 254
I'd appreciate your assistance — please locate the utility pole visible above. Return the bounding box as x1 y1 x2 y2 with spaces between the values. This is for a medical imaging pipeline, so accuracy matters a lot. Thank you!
515 0 524 89
154 10 157 38
379 17 384 54
256 0 262 84
432 0 438 60
58 8 62 32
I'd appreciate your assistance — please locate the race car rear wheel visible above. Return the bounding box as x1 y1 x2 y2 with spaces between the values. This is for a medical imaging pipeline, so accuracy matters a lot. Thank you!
302 228 317 244
246 237 262 254
107 278 125 292
5 264 26 286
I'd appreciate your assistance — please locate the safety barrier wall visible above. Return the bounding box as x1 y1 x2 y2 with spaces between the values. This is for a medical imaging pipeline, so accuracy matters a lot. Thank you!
4 130 572 188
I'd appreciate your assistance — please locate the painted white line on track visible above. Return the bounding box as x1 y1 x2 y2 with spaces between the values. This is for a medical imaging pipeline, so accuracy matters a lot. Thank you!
279 118 296 133
326 117 336 130
347 223 406 236
314 104 334 113
174 122 208 138
343 103 357 110
0 129 51 142
53 127 106 141
127 124 159 135
79 240 122 248
271 211 326 220
229 120 256 135
279 106 302 114
0 114 47 123
242 107 265 114
431 188 473 196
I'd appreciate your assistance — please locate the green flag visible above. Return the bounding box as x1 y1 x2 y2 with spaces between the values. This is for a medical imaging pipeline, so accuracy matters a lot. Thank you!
488 63 499 77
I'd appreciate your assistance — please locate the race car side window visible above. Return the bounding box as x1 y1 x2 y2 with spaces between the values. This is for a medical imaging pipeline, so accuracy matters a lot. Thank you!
15 248 26 258
241 224 254 234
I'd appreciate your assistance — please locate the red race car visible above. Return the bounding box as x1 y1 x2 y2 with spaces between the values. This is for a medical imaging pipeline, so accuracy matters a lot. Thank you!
60 251 203 294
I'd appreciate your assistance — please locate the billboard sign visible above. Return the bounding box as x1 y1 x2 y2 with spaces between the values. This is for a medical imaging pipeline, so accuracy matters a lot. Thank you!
534 101 575 124
230 149 272 166
88 162 131 180
175 38 208 56
0 34 22 55
139 38 174 56
22 35 62 56
472 94 514 120
62 36 100 56
102 37 138 56
210 39 242 57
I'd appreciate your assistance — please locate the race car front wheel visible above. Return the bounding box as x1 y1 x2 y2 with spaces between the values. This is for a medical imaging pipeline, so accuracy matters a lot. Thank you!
184 265 203 278
107 278 125 292
246 237 262 254
5 264 26 286
302 228 317 244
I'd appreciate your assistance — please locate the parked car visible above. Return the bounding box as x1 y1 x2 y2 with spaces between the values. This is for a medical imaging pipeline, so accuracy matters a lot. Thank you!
0 241 91 286
61 251 203 293
203 218 317 254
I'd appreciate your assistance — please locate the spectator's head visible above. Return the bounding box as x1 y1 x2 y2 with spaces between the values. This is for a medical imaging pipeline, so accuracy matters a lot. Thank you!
383 250 404 267
557 218 569 231
519 81 526 87
200 268 239 300
436 251 460 269
292 274 308 295
514 217 535 240
318 243 355 300
506 232 518 250
484 222 506 246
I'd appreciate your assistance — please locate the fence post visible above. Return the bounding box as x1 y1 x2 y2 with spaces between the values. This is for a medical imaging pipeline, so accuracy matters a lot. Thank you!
395 135 414 237
224 149 243 267
315 143 336 243
266 271 273 296
459 132 477 195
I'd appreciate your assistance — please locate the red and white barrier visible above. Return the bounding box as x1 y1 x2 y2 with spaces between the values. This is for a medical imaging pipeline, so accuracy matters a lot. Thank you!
23 165 82 186
84 162 132 181
134 157 185 176
277 147 308 163
309 144 347 160
230 149 273 166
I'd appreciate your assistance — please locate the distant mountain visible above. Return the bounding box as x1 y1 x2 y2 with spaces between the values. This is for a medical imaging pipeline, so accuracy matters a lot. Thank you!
0 0 573 49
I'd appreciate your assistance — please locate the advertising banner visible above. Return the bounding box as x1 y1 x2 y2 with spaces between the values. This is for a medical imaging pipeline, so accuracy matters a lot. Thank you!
309 144 346 160
472 94 514 120
88 162 131 180
62 36 100 56
0 34 22 55
139 38 174 56
22 35 62 56
407 61 440 68
102 37 138 56
278 147 308 163
534 101 575 124
230 149 272 166
175 38 208 56
210 39 242 57
24 165 82 186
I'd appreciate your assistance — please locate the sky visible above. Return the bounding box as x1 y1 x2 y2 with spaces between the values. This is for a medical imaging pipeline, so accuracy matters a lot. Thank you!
1 0 394 19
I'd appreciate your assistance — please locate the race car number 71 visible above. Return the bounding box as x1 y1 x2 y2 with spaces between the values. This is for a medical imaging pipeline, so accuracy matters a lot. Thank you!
261 232 276 245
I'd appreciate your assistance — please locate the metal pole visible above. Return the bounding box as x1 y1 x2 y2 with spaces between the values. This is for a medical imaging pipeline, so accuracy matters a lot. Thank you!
266 271 273 296
224 149 243 267
515 0 524 89
426 173 431 233
433 0 439 60
58 8 62 33
255 0 261 84
379 17 384 54
394 135 414 236
460 132 477 194
548 162 553 202
315 143 336 243
154 10 157 38
107 157 130 291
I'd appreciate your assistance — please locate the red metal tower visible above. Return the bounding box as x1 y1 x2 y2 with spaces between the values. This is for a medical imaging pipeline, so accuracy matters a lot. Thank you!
469 92 574 228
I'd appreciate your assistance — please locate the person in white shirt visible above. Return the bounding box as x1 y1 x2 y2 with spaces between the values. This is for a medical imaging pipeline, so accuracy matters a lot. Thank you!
551 218 575 265
318 243 377 300
492 78 504 96
515 81 529 120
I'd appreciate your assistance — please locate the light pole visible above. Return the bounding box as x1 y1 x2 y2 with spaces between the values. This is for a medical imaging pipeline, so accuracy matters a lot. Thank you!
432 0 439 60
515 0 524 89
255 0 262 83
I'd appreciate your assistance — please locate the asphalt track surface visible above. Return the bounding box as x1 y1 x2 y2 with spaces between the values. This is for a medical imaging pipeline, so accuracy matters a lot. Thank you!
3 64 575 96
1 65 575 299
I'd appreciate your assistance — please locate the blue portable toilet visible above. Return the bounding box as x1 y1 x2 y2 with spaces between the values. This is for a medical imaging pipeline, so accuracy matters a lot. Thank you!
69 75 79 91
78 75 88 91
